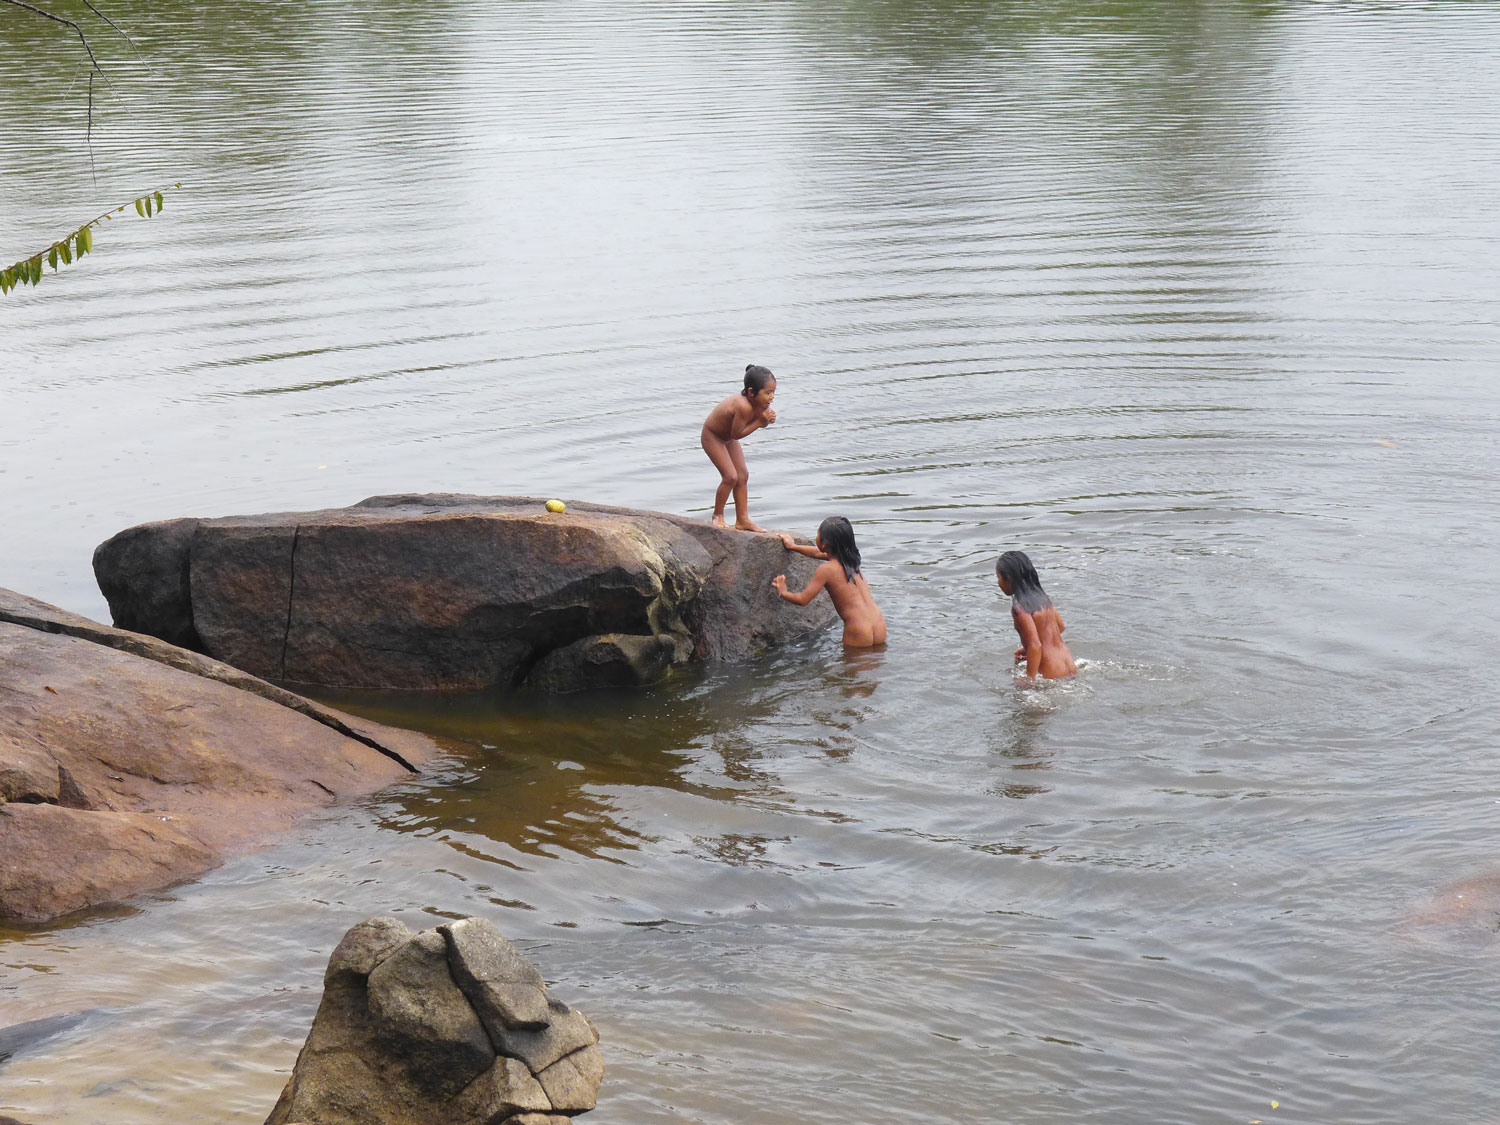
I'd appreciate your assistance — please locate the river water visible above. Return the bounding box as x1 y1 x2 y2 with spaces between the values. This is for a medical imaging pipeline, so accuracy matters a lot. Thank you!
4 1 1500 1121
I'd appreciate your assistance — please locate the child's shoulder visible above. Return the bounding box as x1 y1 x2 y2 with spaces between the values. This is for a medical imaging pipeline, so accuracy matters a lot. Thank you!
707 394 743 416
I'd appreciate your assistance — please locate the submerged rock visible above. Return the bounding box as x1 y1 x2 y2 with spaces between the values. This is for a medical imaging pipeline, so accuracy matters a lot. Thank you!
265 916 601 1125
0 587 435 924
94 495 836 692
0 1010 95 1066
526 632 677 692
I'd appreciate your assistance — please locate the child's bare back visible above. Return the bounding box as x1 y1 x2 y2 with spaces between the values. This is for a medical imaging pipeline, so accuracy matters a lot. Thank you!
819 562 887 648
773 518 886 649
996 550 1076 680
1011 604 1076 679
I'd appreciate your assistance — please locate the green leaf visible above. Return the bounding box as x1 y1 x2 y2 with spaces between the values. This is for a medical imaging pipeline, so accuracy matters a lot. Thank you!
48 247 58 271
29 256 43 285
134 197 145 217
154 191 164 212
59 239 72 265
1 269 12 294
78 227 92 254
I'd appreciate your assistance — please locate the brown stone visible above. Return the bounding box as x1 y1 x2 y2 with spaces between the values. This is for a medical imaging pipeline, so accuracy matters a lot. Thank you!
0 730 58 804
441 917 550 1032
324 916 412 989
0 585 431 773
190 520 299 679
0 803 216 922
492 998 599 1074
366 931 495 1096
0 592 436 924
267 917 602 1125
452 1057 552 1120
92 517 203 649
535 1045 604 1113
94 495 836 692
525 632 678 692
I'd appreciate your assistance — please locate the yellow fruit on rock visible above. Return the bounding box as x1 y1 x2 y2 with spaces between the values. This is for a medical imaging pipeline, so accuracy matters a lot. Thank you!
545 499 566 513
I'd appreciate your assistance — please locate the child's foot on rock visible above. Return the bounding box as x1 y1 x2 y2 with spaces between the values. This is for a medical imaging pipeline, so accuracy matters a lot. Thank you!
711 514 729 529
735 520 768 533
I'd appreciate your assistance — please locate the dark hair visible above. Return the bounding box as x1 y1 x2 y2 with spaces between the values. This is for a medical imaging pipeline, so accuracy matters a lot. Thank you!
742 364 775 398
817 516 862 582
996 550 1052 613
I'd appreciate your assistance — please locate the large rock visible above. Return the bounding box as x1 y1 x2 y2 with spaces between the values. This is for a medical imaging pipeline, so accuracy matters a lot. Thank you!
265 916 601 1125
0 588 434 924
94 495 837 692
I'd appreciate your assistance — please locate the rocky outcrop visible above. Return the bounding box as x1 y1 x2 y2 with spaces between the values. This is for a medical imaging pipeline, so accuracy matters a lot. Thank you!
266 916 602 1125
0 588 435 924
94 495 837 693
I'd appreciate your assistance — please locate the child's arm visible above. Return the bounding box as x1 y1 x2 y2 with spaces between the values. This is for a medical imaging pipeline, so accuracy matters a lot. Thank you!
779 533 826 559
730 400 776 439
731 413 773 440
1014 610 1042 678
772 563 830 607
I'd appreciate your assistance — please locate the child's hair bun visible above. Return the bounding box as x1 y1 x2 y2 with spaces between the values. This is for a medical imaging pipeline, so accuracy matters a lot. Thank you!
742 363 775 394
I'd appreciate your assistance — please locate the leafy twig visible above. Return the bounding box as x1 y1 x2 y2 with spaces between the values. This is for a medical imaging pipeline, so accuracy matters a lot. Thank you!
1 184 181 295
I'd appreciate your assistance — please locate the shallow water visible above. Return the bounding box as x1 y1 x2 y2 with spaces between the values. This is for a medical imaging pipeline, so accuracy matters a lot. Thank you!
4 1 1500 1121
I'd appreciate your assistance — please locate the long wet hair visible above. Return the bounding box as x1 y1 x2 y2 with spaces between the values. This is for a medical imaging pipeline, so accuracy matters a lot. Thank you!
997 550 1053 613
818 516 862 582
742 364 775 398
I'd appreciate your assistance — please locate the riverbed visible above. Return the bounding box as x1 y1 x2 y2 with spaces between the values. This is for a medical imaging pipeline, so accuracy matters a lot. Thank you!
3 1 1500 1122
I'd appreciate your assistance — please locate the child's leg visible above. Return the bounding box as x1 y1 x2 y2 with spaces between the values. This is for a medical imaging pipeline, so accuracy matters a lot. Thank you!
701 429 739 527
728 440 764 532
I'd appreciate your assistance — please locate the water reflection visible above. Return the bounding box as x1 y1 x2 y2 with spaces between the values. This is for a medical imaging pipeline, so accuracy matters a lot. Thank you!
986 705 1056 800
838 645 885 697
322 676 769 864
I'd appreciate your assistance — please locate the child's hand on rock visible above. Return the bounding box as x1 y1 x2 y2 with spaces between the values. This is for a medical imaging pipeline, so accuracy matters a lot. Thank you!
779 533 797 551
771 575 788 595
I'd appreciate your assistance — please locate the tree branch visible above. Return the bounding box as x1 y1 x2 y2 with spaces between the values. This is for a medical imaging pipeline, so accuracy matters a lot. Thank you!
1 184 180 296
0 0 104 73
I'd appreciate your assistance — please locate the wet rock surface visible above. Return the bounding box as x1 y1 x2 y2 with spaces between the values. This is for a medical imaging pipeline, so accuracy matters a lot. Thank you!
0 588 435 924
95 494 836 692
265 916 601 1125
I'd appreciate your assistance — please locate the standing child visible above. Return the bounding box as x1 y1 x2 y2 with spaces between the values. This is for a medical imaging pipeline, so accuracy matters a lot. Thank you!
702 364 777 531
774 517 887 648
996 550 1076 680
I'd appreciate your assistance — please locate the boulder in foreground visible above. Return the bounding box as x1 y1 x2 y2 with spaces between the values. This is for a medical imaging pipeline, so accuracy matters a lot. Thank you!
0 587 434 924
265 915 601 1125
95 495 837 693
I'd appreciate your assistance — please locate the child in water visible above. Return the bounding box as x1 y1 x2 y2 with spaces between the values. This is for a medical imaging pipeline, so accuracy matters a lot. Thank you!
997 550 1076 680
774 517 887 648
702 364 777 532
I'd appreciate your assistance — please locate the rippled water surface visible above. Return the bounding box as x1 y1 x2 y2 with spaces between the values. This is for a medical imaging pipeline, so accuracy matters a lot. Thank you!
4 1 1500 1122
